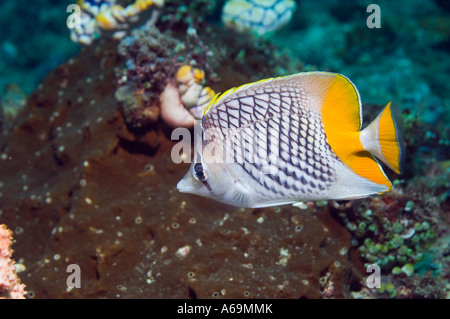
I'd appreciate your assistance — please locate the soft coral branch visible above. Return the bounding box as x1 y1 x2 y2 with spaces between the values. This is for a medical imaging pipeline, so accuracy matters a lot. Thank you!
0 224 26 299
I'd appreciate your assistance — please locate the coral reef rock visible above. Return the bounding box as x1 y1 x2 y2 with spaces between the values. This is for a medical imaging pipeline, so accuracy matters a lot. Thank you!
0 40 360 298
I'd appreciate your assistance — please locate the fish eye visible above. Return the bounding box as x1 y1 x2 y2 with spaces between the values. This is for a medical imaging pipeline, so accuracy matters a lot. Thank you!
193 163 208 182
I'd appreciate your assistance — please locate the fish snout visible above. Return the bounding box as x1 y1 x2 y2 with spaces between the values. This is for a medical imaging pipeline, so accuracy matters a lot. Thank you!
177 175 195 193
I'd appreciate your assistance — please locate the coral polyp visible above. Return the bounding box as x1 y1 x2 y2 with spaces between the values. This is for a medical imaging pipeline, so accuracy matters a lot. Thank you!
115 24 216 128
222 0 296 36
175 65 215 120
0 224 27 299
70 0 165 45
158 65 216 128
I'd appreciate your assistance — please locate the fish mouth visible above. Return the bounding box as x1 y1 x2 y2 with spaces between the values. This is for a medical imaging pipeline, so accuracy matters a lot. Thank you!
176 178 190 193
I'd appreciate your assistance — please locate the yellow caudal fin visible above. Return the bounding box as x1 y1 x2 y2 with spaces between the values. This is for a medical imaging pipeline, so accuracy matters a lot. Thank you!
321 73 392 192
359 102 406 174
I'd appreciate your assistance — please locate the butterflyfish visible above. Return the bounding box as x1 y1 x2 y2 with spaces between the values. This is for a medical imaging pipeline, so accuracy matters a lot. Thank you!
177 72 405 208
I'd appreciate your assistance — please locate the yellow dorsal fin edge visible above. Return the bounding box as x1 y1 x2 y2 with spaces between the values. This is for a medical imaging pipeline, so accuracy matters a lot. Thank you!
202 76 291 116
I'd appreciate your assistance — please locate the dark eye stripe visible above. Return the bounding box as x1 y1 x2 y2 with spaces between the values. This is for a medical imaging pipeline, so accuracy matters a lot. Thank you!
194 163 207 182
196 170 204 178
194 163 203 172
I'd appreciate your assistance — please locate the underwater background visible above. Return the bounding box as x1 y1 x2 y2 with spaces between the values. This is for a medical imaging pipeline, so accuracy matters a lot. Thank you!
0 0 448 298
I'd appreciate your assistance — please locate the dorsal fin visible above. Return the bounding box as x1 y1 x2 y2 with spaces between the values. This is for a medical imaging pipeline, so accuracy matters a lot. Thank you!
202 76 286 116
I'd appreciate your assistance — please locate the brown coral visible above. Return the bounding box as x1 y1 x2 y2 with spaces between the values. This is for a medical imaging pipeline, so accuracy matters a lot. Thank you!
0 40 358 298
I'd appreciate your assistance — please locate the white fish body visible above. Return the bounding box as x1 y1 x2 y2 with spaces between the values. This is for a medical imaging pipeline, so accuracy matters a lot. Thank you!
177 72 405 208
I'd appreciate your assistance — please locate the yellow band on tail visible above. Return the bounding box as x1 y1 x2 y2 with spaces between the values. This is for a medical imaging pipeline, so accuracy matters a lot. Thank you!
359 102 405 175
374 102 405 174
